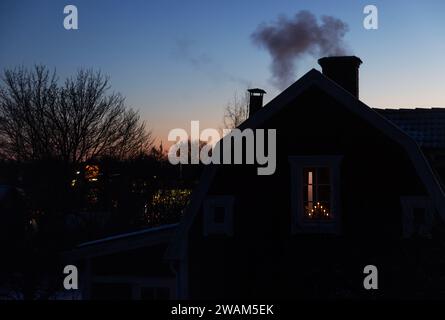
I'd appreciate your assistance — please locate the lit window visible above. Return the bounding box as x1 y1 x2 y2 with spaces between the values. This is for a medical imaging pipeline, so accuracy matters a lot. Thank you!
85 164 100 182
303 167 331 220
289 156 342 234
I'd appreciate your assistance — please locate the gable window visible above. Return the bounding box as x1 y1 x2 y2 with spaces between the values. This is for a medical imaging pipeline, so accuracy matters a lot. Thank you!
289 156 342 234
203 196 234 236
400 196 433 238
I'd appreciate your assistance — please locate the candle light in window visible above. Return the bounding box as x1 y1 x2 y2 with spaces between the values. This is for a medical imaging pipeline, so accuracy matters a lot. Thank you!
308 171 313 211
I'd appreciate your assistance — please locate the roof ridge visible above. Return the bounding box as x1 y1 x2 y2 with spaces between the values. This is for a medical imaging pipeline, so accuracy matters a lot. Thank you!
374 107 445 111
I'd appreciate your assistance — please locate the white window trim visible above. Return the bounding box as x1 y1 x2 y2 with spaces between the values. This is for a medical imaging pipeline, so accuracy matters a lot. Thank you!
203 195 235 236
400 196 434 239
289 155 342 234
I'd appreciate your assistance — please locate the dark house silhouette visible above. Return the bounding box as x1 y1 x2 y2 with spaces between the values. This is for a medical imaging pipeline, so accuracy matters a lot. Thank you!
0 186 26 264
68 56 445 299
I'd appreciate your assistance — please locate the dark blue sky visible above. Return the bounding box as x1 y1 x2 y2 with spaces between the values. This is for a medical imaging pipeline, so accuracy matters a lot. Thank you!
1 0 444 143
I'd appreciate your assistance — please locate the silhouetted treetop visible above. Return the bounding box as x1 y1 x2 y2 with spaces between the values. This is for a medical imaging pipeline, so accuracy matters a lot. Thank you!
0 66 152 163
223 90 249 129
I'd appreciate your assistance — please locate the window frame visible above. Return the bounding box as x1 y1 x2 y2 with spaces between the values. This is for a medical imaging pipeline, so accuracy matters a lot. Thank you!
303 167 332 220
289 155 342 234
203 195 235 236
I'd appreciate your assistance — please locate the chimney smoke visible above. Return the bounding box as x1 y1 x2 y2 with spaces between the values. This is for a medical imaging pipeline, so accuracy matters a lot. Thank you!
251 10 350 89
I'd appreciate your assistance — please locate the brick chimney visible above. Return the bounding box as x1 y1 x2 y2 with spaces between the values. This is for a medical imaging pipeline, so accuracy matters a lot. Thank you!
248 88 266 117
318 56 362 98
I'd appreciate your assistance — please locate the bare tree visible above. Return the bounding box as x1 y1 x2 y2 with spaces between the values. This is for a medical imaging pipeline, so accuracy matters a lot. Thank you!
223 90 249 129
0 66 58 161
0 66 152 163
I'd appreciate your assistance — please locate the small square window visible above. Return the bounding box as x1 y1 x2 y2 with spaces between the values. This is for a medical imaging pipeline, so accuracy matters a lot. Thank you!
203 196 234 236
401 196 433 238
413 208 426 225
213 206 226 224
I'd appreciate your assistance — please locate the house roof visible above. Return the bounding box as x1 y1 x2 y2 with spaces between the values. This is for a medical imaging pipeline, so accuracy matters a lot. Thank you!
165 68 445 260
374 108 445 148
64 223 178 261
78 223 178 247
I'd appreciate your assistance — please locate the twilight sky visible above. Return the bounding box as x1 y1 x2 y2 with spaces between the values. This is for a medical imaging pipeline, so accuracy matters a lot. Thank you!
1 0 444 145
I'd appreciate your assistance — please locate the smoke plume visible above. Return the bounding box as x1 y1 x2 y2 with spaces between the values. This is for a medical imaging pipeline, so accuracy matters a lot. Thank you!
251 11 350 89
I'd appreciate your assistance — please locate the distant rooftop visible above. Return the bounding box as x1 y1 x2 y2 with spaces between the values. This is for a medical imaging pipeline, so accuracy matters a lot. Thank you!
77 223 178 248
374 108 445 148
